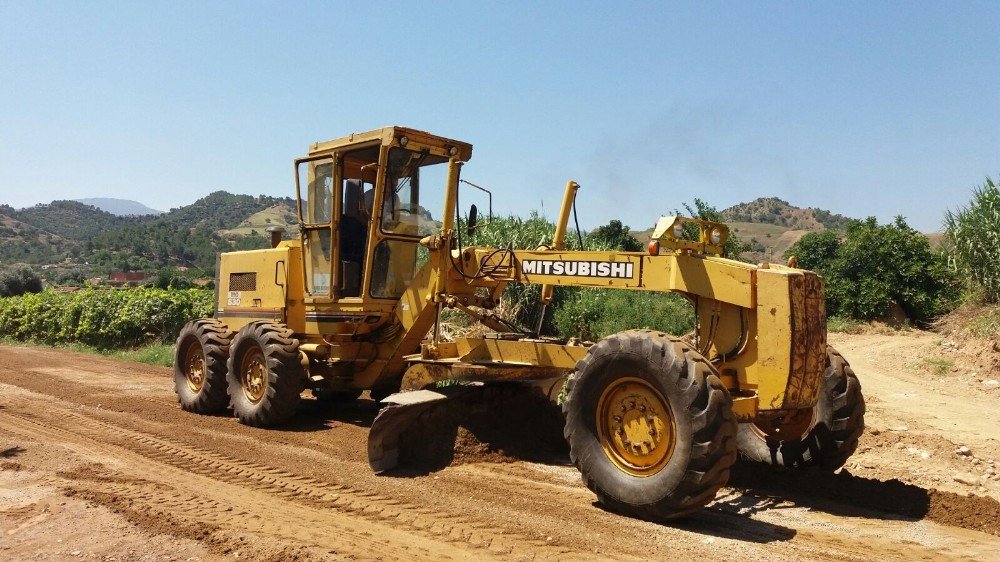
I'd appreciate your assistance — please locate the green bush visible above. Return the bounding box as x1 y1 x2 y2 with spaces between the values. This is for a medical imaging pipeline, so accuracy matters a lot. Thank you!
945 177 1000 302
0 267 43 297
456 211 702 338
586 220 643 251
787 217 958 326
0 288 213 349
553 290 693 341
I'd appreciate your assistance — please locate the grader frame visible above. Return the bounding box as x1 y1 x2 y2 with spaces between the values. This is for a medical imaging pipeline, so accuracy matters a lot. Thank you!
175 126 862 521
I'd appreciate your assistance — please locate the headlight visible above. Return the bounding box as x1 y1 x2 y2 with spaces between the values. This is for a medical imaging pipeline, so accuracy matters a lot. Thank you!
672 221 684 238
399 136 409 147
711 228 722 244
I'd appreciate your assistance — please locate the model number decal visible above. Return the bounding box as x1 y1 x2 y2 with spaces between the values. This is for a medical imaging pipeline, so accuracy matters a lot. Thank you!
521 260 634 279
227 291 241 306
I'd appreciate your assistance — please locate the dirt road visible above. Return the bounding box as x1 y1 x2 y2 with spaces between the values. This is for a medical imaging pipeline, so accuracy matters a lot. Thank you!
2 331 999 560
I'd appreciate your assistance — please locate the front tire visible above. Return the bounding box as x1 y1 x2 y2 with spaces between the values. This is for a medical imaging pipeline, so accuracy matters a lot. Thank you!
227 322 305 427
173 319 232 414
736 346 865 470
563 330 737 520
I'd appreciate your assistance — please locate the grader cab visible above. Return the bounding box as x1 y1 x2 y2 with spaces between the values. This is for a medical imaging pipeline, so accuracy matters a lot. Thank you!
173 126 865 520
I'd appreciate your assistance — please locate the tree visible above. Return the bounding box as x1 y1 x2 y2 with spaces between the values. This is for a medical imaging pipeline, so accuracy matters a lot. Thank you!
586 220 643 251
0 267 44 297
786 217 957 325
785 230 840 272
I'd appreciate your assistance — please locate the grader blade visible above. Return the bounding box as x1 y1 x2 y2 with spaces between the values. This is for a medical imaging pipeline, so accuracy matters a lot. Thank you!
368 386 483 473
368 390 446 473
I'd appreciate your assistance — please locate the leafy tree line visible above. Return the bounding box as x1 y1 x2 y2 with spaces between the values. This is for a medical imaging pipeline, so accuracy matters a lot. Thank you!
0 267 43 297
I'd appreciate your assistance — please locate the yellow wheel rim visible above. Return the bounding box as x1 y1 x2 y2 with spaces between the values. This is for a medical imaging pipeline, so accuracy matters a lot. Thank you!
240 346 268 404
183 341 206 393
596 377 675 477
749 408 816 442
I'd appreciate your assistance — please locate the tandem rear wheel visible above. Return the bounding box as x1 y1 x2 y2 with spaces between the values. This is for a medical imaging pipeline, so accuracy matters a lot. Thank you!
173 319 233 414
736 346 865 470
563 330 738 520
226 321 306 427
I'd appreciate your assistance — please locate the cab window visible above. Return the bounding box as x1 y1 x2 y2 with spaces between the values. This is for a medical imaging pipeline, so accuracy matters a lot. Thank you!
381 147 449 237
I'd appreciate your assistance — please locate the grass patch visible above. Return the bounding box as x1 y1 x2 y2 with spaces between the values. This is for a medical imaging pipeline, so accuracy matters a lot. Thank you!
967 308 1000 338
827 316 863 333
919 357 955 377
0 338 174 367
110 344 175 367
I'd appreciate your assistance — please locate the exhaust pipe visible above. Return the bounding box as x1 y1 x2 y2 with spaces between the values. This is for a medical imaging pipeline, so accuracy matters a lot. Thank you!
266 226 285 248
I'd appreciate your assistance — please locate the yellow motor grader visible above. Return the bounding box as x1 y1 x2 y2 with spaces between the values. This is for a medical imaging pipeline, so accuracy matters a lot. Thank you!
173 126 865 520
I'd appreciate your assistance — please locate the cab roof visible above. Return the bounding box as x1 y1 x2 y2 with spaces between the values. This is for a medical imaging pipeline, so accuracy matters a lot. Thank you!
308 126 473 161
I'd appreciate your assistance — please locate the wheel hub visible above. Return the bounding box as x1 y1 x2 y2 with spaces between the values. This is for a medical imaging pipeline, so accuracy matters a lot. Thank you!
241 347 268 404
184 343 206 392
597 377 675 477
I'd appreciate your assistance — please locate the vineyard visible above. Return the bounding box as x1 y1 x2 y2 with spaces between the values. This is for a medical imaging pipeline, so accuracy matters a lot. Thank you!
0 288 213 349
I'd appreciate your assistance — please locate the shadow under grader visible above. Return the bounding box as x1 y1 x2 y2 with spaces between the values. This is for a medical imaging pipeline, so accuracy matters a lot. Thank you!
673 503 798 543
276 396 381 433
725 459 933 522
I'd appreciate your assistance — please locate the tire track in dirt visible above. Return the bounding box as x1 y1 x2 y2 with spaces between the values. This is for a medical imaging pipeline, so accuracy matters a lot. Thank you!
2 414 409 561
1 400 583 560
4 344 1000 561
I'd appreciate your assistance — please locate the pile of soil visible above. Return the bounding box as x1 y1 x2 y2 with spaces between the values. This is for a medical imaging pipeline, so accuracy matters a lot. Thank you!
934 304 1000 376
926 489 1000 536
451 427 517 465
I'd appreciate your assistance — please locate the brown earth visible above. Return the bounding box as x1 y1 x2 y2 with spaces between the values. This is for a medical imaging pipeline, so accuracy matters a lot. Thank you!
2 331 1000 560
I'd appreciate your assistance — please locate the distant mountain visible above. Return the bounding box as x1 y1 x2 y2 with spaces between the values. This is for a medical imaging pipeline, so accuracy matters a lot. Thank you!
75 198 162 216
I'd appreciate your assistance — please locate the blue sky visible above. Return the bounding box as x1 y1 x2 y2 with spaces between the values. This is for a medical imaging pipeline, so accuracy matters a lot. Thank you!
1 1 997 232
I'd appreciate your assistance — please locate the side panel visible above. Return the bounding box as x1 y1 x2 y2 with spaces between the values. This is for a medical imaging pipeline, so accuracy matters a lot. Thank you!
783 271 826 409
722 268 825 412
215 247 292 333
750 269 796 410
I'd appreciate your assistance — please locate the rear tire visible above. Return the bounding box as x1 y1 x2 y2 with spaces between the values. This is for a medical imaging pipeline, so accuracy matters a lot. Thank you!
736 346 865 470
173 319 232 414
563 330 737 520
227 322 305 427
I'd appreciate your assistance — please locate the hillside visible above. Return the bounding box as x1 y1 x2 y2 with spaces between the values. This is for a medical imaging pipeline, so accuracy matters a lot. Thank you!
721 197 853 230
0 209 78 265
74 198 162 216
161 191 295 230
3 201 128 241
221 201 300 237
632 198 854 263
0 191 296 274
729 221 813 262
